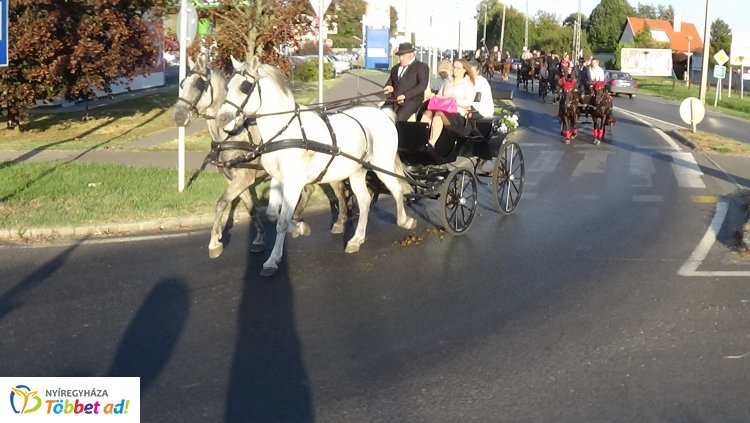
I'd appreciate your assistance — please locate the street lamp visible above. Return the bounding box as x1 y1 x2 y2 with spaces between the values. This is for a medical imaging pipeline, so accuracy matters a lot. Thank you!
685 35 693 88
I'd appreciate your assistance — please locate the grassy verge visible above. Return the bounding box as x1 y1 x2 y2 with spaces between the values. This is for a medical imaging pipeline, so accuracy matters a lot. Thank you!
636 77 750 120
0 76 341 152
0 161 228 228
677 128 750 156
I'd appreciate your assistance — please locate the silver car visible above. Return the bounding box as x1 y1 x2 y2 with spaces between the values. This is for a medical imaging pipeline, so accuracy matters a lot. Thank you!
604 70 638 98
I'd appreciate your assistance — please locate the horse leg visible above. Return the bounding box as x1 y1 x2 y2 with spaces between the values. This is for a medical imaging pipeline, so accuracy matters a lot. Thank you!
237 184 266 253
376 162 416 231
344 170 371 253
290 185 314 238
266 178 282 222
260 180 305 277
208 171 254 258
329 181 347 234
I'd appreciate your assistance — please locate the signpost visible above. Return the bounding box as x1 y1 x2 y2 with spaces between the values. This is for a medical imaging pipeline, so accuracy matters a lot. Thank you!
176 0 198 192
309 0 332 104
0 0 8 67
713 49 729 107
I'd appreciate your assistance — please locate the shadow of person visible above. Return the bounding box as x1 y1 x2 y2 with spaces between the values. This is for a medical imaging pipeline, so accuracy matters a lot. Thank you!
224 226 312 422
107 277 190 393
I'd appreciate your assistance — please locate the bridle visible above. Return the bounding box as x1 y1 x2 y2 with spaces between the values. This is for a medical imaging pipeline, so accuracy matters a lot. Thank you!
221 68 261 123
177 69 215 119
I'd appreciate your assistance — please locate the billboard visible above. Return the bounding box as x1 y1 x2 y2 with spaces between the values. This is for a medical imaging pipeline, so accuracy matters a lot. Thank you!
365 27 389 69
0 0 7 66
620 48 673 76
730 31 750 67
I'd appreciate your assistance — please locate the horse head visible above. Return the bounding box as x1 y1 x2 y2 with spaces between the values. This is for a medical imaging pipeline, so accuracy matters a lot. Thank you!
174 54 221 127
217 55 295 134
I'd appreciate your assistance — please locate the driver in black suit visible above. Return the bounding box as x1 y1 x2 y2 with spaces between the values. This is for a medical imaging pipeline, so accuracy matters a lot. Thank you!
383 42 430 121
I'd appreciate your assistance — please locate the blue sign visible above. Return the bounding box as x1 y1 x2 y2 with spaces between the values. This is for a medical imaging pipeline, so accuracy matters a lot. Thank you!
365 27 389 70
0 0 7 67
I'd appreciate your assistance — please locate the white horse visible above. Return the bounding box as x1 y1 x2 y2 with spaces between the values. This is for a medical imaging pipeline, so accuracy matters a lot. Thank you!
173 55 348 259
217 56 416 276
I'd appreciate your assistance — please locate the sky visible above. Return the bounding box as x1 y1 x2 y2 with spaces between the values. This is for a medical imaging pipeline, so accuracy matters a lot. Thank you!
387 0 749 42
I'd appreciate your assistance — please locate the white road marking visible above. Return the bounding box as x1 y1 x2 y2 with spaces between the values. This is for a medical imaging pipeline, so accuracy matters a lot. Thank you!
572 150 608 177
629 152 656 187
670 151 706 188
678 201 750 277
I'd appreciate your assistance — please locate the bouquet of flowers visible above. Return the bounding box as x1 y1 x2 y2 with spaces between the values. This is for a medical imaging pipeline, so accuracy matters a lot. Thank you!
498 111 520 134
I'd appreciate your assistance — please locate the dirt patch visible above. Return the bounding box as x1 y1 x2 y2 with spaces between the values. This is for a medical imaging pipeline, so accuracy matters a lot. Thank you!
677 128 750 156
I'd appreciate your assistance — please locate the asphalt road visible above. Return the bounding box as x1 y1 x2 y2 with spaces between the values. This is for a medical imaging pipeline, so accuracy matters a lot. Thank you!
2 72 750 422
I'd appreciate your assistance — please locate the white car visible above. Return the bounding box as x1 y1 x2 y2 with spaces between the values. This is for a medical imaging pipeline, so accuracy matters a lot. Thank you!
325 55 351 76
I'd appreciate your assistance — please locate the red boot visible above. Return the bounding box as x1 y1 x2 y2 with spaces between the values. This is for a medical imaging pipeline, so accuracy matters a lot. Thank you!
564 130 571 144
572 128 578 138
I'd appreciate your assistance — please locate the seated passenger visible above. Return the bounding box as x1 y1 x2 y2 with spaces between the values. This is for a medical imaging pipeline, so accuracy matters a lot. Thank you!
467 61 494 119
429 59 453 96
420 58 476 148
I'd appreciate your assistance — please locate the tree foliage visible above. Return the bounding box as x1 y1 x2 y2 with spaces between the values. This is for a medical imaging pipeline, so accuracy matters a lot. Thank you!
328 0 366 49
198 0 310 76
563 13 589 32
587 0 634 53
633 3 673 20
0 0 161 129
709 18 732 60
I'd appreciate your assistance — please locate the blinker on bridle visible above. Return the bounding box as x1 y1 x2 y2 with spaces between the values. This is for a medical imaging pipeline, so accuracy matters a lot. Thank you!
177 70 212 115
223 69 259 118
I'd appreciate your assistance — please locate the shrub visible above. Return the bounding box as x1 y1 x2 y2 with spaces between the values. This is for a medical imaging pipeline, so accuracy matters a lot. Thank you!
292 59 334 82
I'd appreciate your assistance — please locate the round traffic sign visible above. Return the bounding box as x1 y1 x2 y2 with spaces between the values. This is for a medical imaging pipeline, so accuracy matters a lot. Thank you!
679 97 705 126
176 4 198 42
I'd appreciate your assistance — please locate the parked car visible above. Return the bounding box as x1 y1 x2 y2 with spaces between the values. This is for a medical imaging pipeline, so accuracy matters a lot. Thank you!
510 58 523 71
604 70 638 98
325 55 351 76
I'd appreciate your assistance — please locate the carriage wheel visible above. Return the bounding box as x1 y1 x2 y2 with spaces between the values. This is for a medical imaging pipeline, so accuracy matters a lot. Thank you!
439 168 478 235
493 141 525 214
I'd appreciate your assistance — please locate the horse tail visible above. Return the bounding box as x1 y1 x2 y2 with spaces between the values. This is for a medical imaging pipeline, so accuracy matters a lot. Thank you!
381 107 397 124
393 154 413 194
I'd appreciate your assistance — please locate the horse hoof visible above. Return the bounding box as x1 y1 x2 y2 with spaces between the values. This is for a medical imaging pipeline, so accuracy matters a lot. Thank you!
401 217 417 230
345 243 361 253
330 222 345 234
260 266 278 277
249 243 265 253
208 245 224 259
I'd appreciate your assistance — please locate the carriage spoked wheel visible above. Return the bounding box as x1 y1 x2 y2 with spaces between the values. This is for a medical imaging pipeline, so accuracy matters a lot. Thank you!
439 168 478 235
493 141 525 214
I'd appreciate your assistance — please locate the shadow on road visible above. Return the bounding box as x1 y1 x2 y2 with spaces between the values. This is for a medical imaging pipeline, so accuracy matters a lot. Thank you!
223 234 312 422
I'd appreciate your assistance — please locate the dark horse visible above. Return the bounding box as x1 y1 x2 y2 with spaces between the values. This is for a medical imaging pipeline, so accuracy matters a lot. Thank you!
482 57 497 80
588 81 614 144
516 59 536 91
558 78 579 144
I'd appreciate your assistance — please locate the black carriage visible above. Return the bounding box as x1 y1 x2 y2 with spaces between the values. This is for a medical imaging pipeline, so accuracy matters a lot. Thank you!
364 111 525 235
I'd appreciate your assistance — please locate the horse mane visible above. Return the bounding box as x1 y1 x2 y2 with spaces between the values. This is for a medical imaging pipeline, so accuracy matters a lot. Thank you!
257 63 293 98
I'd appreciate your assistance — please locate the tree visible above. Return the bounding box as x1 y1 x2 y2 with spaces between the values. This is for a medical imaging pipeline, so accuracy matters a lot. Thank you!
329 0 366 49
587 0 634 53
199 0 310 76
709 18 732 60
563 12 589 32
0 0 161 129
656 4 674 21
634 3 657 19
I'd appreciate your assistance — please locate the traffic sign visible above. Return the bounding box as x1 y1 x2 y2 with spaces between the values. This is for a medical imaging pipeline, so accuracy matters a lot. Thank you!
679 97 705 133
0 0 8 67
713 65 726 79
176 2 198 43
714 49 729 66
308 0 332 16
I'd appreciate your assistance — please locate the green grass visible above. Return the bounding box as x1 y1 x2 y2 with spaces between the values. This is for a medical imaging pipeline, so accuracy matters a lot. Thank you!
0 161 228 228
146 129 213 151
635 76 750 119
0 92 178 151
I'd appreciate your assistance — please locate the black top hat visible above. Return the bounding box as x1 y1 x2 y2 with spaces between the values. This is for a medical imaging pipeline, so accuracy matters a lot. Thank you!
395 42 415 55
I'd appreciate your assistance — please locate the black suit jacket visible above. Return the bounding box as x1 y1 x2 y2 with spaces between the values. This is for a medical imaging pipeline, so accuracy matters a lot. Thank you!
385 60 430 103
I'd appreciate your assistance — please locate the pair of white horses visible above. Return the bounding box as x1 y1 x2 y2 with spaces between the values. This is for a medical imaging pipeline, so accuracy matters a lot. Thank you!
174 56 415 276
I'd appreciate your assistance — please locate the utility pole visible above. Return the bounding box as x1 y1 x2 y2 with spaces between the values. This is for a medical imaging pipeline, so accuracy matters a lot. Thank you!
574 0 582 58
483 4 487 46
698 0 711 103
524 0 529 49
499 3 507 54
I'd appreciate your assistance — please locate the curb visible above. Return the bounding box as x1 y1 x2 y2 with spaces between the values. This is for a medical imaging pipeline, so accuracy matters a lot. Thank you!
666 129 698 150
0 199 335 244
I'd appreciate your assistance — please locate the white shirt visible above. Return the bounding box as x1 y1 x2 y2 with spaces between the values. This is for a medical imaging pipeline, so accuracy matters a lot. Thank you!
398 57 416 78
589 65 605 82
472 75 494 118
